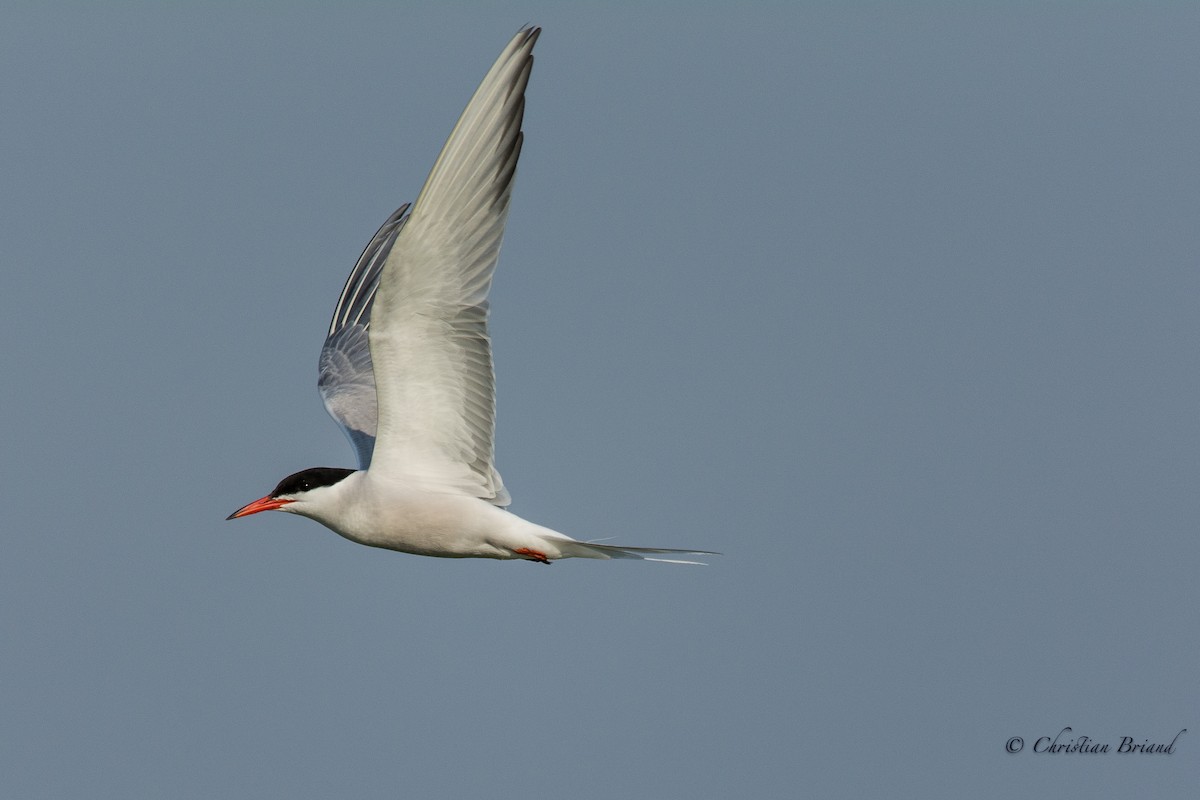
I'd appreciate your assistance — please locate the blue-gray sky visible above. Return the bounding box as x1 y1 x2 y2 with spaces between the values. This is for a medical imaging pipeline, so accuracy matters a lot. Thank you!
2 4 1198 797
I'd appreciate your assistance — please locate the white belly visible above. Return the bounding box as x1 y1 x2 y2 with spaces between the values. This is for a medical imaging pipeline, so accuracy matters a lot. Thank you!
302 472 567 559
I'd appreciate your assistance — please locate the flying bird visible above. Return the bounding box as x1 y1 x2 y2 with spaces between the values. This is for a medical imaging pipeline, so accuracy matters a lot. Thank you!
228 27 714 565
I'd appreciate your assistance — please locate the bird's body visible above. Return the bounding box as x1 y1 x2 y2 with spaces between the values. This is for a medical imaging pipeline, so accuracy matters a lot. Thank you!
293 471 572 562
228 27 713 565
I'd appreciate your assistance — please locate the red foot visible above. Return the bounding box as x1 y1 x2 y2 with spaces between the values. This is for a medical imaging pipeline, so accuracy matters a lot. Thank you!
514 547 551 564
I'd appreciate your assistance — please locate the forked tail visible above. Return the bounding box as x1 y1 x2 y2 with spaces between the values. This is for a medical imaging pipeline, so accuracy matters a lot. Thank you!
556 540 719 565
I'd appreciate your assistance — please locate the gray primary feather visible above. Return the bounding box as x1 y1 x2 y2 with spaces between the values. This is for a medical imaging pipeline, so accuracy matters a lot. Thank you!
318 204 411 469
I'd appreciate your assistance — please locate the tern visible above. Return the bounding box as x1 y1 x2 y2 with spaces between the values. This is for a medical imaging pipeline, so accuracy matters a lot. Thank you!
227 27 714 565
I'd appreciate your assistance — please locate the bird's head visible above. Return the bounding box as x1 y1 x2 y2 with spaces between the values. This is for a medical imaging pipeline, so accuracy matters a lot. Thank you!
227 467 356 521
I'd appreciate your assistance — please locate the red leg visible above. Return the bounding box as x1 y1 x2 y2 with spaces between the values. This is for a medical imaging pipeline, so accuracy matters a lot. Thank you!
514 547 551 564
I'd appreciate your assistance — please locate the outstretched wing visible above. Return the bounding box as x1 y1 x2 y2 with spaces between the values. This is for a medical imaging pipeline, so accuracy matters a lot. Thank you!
366 26 538 507
317 204 411 469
